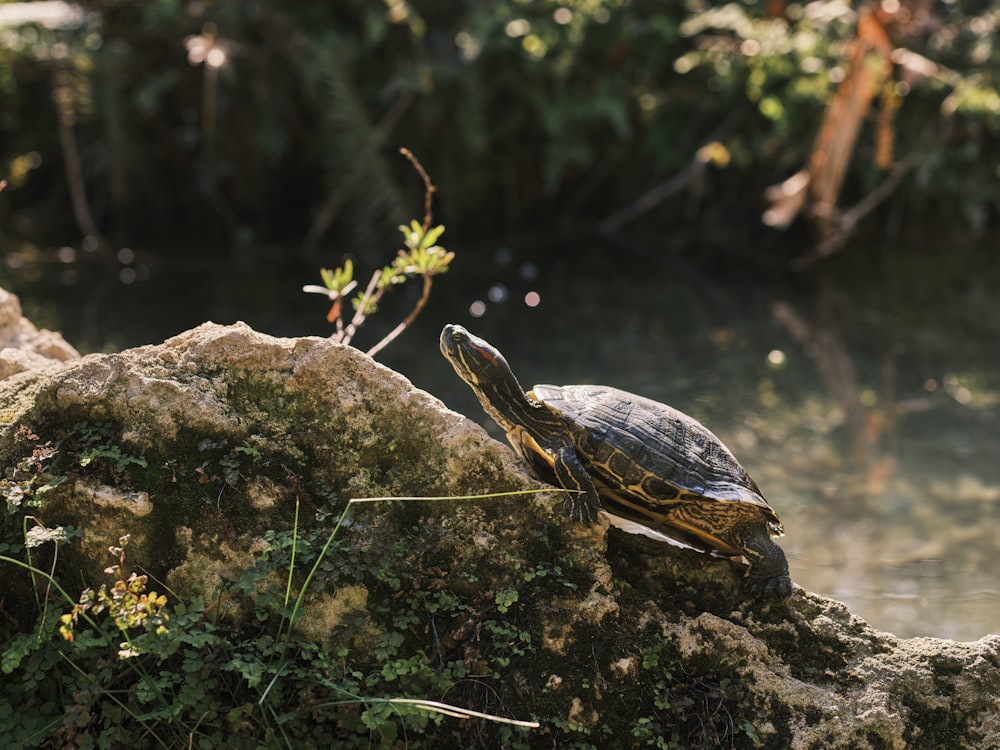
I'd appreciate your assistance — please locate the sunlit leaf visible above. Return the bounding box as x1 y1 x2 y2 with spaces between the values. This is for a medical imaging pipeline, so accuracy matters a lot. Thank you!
336 259 354 287
420 224 445 249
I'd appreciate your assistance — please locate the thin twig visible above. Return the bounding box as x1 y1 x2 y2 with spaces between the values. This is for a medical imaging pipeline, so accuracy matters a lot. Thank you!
598 109 745 233
339 270 382 346
362 148 439 355
333 301 345 340
399 147 436 232
600 159 706 233
366 273 432 357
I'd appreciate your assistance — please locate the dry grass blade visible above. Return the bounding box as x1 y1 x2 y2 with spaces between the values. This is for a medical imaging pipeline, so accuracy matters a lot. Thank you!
387 698 540 728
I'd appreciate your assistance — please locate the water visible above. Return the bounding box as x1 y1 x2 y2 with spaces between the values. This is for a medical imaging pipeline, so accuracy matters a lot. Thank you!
4 239 999 641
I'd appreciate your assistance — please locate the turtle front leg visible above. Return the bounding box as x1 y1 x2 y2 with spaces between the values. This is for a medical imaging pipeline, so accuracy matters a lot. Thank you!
738 522 792 599
551 447 601 523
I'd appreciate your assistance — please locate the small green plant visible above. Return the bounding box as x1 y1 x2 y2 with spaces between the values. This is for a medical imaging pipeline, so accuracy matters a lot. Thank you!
303 147 454 356
637 635 759 749
73 421 148 474
192 437 267 491
495 586 520 614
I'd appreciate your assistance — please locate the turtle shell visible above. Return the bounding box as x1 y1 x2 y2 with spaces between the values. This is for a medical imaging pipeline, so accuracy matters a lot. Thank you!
530 384 783 551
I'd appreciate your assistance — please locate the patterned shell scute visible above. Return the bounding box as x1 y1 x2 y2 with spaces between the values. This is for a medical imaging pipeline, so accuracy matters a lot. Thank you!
532 384 770 510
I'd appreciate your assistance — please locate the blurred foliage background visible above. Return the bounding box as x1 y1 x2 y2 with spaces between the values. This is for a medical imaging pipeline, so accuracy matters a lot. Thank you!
1 0 998 266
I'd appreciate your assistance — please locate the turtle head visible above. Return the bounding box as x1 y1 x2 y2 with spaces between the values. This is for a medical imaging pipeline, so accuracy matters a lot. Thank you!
440 324 518 391
441 324 544 436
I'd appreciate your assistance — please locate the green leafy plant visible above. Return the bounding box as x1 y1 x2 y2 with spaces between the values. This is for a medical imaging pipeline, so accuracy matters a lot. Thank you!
494 586 520 614
635 636 759 749
74 421 148 474
1 490 553 747
303 148 453 356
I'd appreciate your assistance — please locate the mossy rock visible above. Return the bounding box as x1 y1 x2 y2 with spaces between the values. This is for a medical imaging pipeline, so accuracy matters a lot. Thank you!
1 316 999 749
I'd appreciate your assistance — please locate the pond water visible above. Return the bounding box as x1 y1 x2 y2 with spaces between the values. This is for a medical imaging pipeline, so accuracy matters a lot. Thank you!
4 238 999 641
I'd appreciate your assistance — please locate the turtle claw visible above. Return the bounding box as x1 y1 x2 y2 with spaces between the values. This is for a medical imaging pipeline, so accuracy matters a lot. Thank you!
564 494 600 524
746 573 793 600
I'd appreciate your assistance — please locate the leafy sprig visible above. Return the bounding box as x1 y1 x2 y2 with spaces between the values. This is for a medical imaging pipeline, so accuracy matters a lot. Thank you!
303 148 453 357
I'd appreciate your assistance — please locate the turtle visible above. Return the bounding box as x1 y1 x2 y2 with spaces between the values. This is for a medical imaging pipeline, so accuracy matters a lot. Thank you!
439 323 792 599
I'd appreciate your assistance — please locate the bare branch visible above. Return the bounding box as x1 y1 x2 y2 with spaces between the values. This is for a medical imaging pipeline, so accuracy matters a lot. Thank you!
338 270 382 347
793 152 921 269
399 147 436 232
598 109 744 233
366 274 432 357
599 160 706 234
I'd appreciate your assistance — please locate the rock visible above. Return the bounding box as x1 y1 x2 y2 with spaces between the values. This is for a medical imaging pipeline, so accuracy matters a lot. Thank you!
2 320 540 595
1 311 998 749
0 287 79 379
